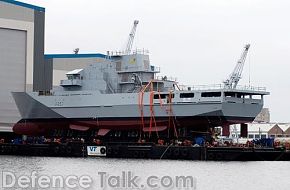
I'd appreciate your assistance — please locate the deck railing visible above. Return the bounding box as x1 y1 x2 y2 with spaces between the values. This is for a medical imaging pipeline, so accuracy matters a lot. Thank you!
118 66 160 73
156 76 177 82
178 84 267 92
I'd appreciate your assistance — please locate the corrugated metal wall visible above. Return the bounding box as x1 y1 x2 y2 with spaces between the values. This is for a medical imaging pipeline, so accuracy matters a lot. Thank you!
0 28 26 124
0 1 47 130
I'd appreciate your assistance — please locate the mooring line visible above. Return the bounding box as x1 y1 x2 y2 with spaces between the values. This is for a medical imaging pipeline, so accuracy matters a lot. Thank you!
160 143 173 160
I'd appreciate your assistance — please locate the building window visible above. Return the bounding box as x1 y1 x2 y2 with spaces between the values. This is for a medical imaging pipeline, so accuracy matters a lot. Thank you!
255 134 260 139
270 135 275 138
248 134 254 138
261 134 267 139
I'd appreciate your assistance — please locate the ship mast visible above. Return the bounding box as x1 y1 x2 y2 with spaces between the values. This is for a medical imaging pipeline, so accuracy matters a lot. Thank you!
125 20 139 55
224 44 250 89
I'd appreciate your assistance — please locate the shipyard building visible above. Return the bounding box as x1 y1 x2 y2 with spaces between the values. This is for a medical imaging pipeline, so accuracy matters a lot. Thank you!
0 0 50 132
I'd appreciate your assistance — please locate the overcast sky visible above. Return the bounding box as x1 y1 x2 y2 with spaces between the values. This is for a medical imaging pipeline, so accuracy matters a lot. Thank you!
23 0 290 122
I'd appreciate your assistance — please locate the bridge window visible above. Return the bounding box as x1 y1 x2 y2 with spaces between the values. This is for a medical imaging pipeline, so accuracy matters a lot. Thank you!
67 75 73 80
180 93 194 98
224 92 235 97
67 74 80 80
236 93 255 99
252 95 262 99
201 92 221 97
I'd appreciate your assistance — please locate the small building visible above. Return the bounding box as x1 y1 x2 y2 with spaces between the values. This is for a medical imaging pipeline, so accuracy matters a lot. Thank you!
284 127 290 137
230 123 290 139
230 123 272 139
267 124 284 138
269 123 290 138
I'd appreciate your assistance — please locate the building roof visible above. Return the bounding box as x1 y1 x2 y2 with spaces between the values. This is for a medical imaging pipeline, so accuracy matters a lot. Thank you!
66 69 83 75
268 124 284 135
0 0 45 12
284 127 290 135
44 53 107 59
247 123 277 132
278 123 290 131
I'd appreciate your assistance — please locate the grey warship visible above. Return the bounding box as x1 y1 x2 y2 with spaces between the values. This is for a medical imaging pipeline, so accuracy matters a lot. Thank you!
12 48 268 139
12 22 269 140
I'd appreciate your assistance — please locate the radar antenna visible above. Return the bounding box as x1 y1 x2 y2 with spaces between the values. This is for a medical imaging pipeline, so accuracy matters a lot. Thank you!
73 48 79 54
125 20 139 55
224 44 250 89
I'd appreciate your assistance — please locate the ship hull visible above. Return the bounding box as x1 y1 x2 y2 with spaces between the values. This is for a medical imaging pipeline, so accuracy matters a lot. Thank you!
12 92 262 136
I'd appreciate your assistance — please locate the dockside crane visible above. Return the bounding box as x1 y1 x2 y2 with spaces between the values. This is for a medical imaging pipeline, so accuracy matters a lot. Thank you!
125 20 139 55
224 44 250 89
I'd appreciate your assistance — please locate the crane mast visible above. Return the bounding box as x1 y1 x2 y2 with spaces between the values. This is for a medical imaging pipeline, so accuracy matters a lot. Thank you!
224 44 250 89
125 20 139 55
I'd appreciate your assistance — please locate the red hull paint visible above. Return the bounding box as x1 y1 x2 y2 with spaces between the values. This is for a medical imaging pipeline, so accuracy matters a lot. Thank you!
13 119 169 136
13 116 255 136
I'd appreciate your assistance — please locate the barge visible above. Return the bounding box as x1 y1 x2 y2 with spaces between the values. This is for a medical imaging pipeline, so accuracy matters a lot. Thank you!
1 139 290 161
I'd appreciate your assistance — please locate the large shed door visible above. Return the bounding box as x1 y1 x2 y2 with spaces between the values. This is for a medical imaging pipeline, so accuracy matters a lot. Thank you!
0 28 26 124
